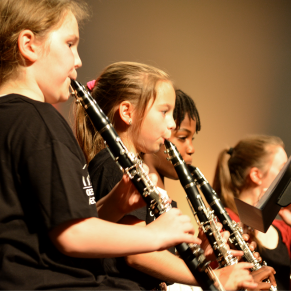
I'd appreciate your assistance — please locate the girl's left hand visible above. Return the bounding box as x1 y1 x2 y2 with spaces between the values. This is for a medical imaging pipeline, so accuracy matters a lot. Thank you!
240 233 262 262
113 168 159 216
97 163 159 222
278 204 291 226
198 223 244 261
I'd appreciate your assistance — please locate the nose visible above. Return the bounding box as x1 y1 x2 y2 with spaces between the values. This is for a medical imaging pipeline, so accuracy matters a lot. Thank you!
187 142 195 156
168 115 176 131
74 50 82 69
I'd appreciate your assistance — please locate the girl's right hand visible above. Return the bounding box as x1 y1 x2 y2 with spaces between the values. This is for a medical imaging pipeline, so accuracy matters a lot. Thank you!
147 208 201 250
214 262 257 291
248 266 277 291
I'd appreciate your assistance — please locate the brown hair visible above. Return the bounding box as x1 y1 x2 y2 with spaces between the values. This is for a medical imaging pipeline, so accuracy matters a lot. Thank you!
212 135 285 215
0 0 89 84
74 61 173 164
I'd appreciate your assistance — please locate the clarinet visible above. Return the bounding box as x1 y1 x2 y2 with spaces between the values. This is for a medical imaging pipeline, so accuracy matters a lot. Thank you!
189 165 277 291
164 140 238 268
70 79 223 291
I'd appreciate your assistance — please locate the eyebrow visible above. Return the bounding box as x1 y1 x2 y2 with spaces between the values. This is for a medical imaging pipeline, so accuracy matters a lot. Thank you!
175 128 191 134
68 34 79 44
157 103 173 108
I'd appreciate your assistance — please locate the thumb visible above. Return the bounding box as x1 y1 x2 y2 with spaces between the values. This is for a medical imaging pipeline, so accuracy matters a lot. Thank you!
148 173 158 186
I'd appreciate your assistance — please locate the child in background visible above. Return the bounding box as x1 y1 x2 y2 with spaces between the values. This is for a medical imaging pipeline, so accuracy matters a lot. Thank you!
0 0 196 290
75 66 257 291
213 135 291 290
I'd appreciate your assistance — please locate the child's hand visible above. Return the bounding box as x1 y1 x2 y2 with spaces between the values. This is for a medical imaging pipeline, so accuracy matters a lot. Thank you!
116 173 148 213
240 232 262 262
198 222 244 261
147 208 201 250
248 266 277 291
108 164 158 217
214 262 257 291
97 172 155 223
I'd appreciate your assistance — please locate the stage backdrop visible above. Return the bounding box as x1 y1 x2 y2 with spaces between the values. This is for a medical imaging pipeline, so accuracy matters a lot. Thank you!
57 0 291 230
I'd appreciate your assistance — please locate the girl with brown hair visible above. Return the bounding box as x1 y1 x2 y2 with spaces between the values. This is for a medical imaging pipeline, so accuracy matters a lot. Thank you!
76 72 258 290
0 0 197 290
213 135 291 290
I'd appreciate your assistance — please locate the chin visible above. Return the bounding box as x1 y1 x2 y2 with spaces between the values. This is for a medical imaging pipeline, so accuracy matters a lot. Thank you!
153 144 162 153
59 90 71 103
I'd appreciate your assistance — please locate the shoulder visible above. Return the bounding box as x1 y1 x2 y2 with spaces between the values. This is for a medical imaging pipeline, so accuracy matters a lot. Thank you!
89 148 122 179
1 94 72 139
273 219 291 236
1 93 84 158
1 94 85 165
273 219 291 257
89 148 123 200
225 207 240 222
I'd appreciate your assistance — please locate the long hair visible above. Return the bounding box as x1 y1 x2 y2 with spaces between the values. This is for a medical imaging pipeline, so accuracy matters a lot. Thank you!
74 61 173 164
0 0 88 85
213 135 284 215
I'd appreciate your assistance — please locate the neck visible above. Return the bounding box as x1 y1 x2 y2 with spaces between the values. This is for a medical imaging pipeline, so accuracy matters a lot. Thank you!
0 70 44 102
142 154 165 189
238 185 262 207
116 130 138 155
155 172 165 189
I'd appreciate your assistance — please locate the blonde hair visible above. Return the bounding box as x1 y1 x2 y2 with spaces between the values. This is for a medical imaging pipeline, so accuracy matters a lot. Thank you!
0 0 89 84
212 135 285 215
74 61 173 164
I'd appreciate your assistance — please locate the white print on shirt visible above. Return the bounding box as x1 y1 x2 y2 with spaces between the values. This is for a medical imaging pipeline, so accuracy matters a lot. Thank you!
82 164 96 205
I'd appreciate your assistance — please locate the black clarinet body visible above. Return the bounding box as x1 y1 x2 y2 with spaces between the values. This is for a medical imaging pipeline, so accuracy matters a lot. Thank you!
189 165 277 291
70 79 222 291
164 140 238 268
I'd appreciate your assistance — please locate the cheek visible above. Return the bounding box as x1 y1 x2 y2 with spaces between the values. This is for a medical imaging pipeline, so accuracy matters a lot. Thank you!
263 171 277 187
173 141 186 155
55 48 75 72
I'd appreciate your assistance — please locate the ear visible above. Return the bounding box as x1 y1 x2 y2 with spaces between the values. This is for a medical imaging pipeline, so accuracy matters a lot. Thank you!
18 30 40 63
249 167 263 185
118 101 135 125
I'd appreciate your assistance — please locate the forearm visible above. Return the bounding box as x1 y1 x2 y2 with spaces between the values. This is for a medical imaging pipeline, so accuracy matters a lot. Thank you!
49 210 197 259
49 217 161 258
126 250 199 286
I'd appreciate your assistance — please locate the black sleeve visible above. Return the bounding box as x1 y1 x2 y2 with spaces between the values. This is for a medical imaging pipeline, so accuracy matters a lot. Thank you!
21 140 98 230
89 150 150 222
89 151 123 202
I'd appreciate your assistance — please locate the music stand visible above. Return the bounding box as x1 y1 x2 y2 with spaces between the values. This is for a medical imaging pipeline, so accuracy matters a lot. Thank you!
234 156 291 233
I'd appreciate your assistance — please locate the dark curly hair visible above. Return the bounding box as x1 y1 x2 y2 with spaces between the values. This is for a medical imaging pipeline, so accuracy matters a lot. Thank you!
174 89 201 132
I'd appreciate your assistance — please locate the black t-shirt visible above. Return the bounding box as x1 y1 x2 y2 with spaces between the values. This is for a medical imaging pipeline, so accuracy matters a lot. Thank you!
89 147 177 290
0 94 140 290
